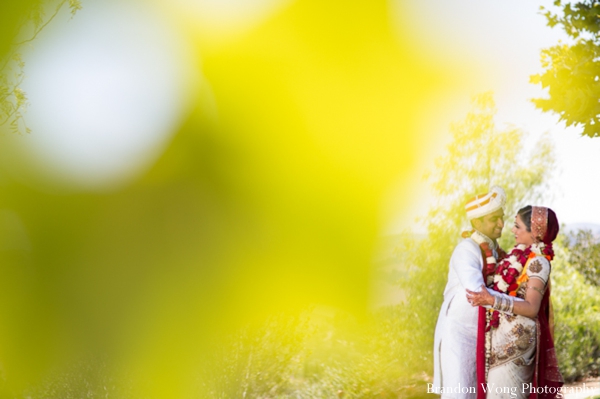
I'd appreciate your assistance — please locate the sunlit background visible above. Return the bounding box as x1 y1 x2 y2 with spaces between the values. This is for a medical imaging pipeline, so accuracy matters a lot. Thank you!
0 0 598 398
385 0 600 234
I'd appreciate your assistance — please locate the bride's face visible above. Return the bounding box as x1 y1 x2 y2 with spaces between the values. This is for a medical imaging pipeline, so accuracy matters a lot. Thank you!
511 214 534 246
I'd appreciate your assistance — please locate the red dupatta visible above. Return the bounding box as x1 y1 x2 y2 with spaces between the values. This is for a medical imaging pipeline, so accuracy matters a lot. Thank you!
529 283 563 399
476 245 505 399
476 306 488 399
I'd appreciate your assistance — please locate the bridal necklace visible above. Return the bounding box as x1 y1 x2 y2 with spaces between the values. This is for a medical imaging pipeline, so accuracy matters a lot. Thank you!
467 230 505 286
488 241 554 328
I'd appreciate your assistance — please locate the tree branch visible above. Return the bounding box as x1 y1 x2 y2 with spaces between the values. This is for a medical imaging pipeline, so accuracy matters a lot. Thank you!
14 0 68 47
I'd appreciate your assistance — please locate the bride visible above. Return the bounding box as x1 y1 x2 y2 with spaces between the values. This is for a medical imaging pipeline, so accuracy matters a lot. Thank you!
466 206 563 399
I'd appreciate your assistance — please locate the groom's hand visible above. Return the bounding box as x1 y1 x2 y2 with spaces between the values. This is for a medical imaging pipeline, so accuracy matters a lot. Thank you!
466 284 494 307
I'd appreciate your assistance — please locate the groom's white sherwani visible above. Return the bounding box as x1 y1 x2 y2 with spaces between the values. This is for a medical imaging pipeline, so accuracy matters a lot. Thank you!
432 237 491 398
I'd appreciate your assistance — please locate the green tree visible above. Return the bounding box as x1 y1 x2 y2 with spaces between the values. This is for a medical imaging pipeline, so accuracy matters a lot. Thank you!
425 92 554 250
566 229 600 286
550 239 600 381
532 1 600 137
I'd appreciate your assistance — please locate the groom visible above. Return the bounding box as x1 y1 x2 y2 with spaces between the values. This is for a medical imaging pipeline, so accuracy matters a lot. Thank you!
431 186 506 398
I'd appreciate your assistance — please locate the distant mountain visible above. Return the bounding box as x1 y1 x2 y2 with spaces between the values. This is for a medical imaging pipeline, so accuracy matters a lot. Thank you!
563 223 600 236
376 223 600 261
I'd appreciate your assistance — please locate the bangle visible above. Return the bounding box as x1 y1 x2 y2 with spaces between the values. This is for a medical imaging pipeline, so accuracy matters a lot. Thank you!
492 295 514 314
495 296 506 312
492 296 500 311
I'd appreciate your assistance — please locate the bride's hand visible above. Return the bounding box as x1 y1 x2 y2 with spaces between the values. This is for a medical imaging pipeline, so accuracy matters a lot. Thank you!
466 284 494 307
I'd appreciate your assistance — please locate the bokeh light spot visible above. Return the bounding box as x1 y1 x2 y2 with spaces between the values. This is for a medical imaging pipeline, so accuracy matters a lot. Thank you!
19 0 197 190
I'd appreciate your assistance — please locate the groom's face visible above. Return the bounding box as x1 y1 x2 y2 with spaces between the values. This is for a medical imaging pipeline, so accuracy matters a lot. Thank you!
475 208 505 240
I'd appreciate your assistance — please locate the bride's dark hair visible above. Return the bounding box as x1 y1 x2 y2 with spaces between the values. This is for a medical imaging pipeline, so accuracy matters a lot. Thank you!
517 205 559 244
545 209 559 244
517 206 533 230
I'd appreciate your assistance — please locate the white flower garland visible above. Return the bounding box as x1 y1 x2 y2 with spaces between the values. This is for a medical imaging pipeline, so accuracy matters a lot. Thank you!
493 242 546 293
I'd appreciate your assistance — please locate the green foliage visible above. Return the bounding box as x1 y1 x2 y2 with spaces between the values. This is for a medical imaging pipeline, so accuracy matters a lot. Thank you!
0 52 29 134
566 229 600 286
292 310 406 398
551 237 600 381
0 353 134 399
533 1 600 137
197 309 424 399
198 314 310 398
68 0 82 17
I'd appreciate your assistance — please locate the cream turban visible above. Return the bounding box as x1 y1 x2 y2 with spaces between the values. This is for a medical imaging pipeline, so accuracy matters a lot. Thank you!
465 186 506 220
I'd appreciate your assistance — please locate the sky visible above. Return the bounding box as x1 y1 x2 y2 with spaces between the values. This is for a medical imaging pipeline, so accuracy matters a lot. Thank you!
11 0 600 231
384 0 600 233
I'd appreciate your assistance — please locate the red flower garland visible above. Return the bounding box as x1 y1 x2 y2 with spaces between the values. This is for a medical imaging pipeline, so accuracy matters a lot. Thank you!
462 229 507 287
480 242 507 286
487 242 554 330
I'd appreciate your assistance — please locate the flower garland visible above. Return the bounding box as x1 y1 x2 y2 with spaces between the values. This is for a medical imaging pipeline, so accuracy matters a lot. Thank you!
487 241 554 329
463 230 506 286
